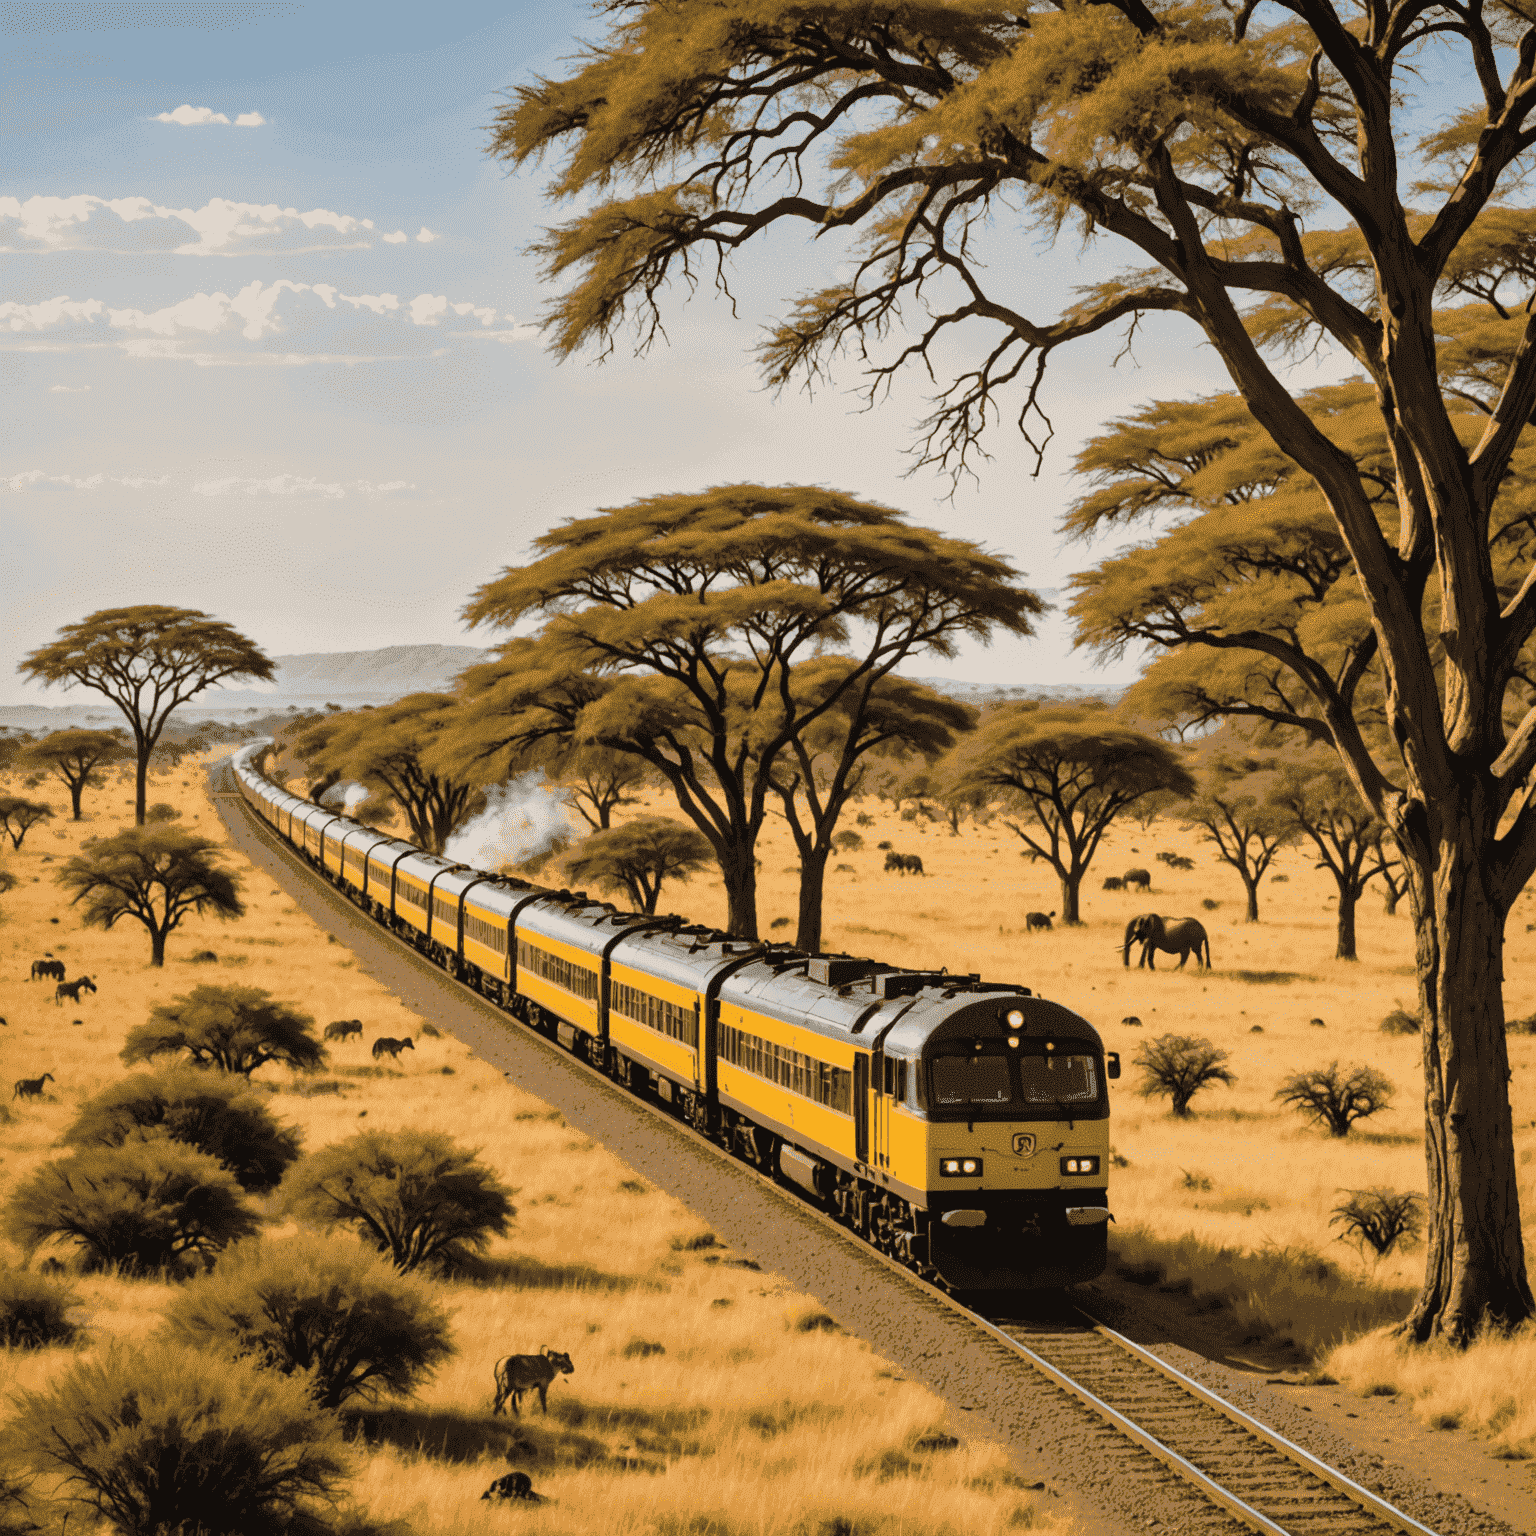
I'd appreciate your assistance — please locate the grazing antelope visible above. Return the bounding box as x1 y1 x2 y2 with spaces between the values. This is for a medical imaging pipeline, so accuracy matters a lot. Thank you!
13 1073 54 1101
55 977 96 1006
371 1036 413 1061
324 1019 363 1042
492 1348 574 1416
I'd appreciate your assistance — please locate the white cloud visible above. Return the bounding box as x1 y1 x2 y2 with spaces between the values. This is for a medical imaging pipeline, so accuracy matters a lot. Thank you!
4 283 504 350
382 230 408 244
235 113 267 128
48 384 90 392
5 469 168 492
415 227 438 243
154 105 229 125
0 195 381 254
2 296 104 331
193 475 416 498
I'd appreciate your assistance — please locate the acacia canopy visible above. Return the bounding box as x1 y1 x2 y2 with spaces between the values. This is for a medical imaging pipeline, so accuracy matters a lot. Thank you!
20 729 128 821
561 816 714 913
942 701 1194 923
455 485 1038 937
20 607 273 825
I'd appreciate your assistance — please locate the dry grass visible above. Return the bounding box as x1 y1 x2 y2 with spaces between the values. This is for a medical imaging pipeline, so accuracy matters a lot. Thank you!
0 752 1066 1536
1326 1324 1536 1458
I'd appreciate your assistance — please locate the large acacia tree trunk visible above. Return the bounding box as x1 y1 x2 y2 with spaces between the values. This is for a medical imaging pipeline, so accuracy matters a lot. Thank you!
1241 873 1260 923
1332 876 1359 960
1400 804 1532 1339
719 849 759 940
796 845 831 954
1058 869 1083 926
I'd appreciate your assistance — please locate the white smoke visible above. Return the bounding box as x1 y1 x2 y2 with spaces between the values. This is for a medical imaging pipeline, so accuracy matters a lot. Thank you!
318 780 370 813
445 772 577 872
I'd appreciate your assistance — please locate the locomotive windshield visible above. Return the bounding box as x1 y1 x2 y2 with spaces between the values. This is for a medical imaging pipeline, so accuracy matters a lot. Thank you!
926 1041 1105 1118
1019 1053 1097 1103
932 1051 1013 1104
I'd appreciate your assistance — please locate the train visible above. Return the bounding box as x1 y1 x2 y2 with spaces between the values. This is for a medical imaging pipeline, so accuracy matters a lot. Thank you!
231 743 1118 1291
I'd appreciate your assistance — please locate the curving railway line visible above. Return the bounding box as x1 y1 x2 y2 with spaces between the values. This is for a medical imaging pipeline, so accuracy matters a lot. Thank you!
209 754 1472 1536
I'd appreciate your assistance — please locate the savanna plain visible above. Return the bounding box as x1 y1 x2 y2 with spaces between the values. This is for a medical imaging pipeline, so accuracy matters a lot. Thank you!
3 749 1536 1535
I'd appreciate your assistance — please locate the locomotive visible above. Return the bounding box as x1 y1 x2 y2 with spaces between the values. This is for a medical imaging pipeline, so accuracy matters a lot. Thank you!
232 744 1117 1290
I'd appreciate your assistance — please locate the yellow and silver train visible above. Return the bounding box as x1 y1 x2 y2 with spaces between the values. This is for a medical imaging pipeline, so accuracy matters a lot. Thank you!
233 744 1118 1290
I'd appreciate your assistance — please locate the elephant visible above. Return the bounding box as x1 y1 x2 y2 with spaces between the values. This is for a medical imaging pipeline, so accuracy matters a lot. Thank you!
1122 913 1211 971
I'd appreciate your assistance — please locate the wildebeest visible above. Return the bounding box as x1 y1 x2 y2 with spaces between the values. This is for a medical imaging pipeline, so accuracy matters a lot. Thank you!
1102 876 1124 891
30 959 65 983
1122 867 1153 891
371 1036 414 1061
55 977 95 1006
1024 911 1055 932
1122 913 1212 970
492 1348 574 1416
482 1472 539 1503
13 1073 54 1101
324 1019 363 1042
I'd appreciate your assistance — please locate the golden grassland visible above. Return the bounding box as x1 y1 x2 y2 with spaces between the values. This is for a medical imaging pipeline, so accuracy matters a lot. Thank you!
0 758 1063 1536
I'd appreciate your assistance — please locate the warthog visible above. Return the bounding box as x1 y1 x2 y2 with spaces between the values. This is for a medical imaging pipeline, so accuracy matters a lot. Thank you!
1102 876 1124 891
492 1348 574 1416
371 1036 414 1061
13 1073 54 1101
1122 867 1152 891
482 1472 539 1503
55 977 96 1006
1024 911 1055 932
324 1019 363 1042
30 959 65 982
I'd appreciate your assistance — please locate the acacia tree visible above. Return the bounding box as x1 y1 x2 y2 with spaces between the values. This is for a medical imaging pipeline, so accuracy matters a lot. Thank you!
770 664 975 950
562 816 714 913
451 487 1038 938
56 827 244 966
1181 737 1294 922
0 798 53 850
122 986 325 1078
1271 752 1392 960
19 730 128 821
295 695 487 854
20 607 273 824
495 0 1536 1340
942 702 1194 923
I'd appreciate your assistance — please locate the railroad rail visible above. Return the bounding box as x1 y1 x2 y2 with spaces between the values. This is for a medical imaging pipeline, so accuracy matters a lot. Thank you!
212 756 1443 1536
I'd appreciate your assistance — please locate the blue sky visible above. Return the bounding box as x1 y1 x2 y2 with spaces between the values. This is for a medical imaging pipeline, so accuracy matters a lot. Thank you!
2 0 1280 706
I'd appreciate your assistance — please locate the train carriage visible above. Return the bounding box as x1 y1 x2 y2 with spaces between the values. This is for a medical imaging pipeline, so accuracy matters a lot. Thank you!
361 837 417 917
459 878 544 994
321 816 366 880
290 803 339 863
337 824 397 897
513 896 617 1055
391 850 458 943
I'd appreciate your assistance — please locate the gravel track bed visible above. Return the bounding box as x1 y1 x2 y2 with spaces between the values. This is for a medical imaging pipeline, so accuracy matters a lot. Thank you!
211 762 1522 1536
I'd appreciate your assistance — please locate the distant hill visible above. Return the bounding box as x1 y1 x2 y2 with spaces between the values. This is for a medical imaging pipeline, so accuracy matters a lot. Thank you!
0 647 1121 735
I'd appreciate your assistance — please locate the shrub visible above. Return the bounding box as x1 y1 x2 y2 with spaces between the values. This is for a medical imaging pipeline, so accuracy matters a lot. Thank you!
1133 1035 1235 1117
164 1233 455 1409
1507 1013 1536 1035
5 1139 259 1275
1201 898 1221 910
855 813 874 827
1330 1188 1425 1257
9 1342 348 1536
1379 1009 1420 1035
833 831 864 851
122 985 325 1077
0 1267 78 1348
281 1129 515 1273
876 840 893 850
63 1067 302 1193
1275 1062 1394 1137
770 916 790 929
1156 852 1194 870
145 802 182 823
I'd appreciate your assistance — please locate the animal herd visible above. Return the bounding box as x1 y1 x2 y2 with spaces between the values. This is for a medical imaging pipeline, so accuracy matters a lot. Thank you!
882 851 925 876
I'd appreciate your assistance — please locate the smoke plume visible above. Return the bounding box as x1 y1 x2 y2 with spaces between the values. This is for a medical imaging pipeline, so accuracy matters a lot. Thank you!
445 772 576 872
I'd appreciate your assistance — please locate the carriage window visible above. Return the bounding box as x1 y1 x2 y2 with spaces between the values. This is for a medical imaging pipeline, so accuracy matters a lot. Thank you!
931 1053 1013 1104
1018 1054 1098 1103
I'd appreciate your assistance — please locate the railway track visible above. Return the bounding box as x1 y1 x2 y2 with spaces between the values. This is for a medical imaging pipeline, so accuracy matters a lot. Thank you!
211 756 1448 1536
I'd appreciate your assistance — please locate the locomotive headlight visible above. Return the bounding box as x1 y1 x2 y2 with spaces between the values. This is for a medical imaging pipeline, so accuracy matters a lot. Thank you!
1061 1156 1101 1175
1006 1009 1025 1028
1007 1036 1020 1048
940 1158 984 1177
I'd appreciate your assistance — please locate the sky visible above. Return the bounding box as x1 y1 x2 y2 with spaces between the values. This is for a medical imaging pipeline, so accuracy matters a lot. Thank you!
2 0 1315 707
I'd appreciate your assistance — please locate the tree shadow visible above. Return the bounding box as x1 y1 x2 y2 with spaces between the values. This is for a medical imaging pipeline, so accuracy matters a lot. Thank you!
1225 969 1318 985
445 1251 646 1292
